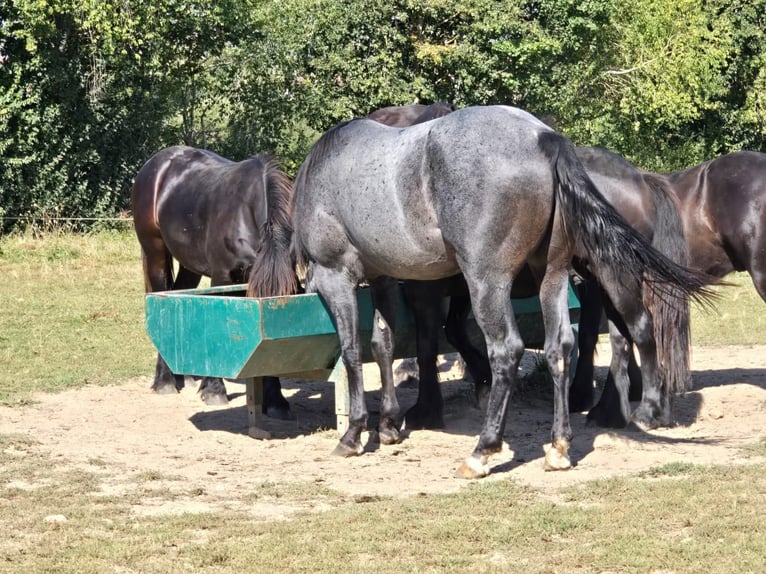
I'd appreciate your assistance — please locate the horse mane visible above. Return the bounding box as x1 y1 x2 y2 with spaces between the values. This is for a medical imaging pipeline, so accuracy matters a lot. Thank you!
246 154 298 298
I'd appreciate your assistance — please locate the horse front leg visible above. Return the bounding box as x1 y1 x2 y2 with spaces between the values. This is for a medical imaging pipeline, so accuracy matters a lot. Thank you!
443 282 492 409
402 279 445 430
309 264 366 456
587 321 633 427
370 277 401 444
569 278 602 412
456 274 523 479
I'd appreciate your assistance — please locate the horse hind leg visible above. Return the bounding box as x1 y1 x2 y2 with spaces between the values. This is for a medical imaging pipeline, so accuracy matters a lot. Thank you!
456 271 525 479
370 276 402 444
537 267 575 471
142 249 188 395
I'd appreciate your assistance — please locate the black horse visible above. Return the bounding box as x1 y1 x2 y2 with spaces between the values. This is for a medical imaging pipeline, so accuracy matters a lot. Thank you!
131 145 297 418
291 105 712 478
573 149 766 426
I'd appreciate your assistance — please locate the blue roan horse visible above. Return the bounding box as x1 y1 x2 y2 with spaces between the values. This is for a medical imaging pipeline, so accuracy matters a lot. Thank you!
291 105 712 478
131 146 297 416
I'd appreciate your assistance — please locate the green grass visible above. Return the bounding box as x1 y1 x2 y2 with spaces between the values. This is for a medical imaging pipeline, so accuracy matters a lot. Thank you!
1 232 766 573
1 232 762 405
0 230 155 404
691 272 766 346
1 432 764 573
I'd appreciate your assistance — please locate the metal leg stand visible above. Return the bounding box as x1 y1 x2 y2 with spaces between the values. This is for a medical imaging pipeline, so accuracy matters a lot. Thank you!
329 358 350 435
246 376 272 439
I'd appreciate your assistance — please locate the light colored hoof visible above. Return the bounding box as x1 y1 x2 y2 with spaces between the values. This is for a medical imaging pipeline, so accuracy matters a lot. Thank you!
248 427 272 440
332 441 364 457
543 440 572 471
455 455 490 479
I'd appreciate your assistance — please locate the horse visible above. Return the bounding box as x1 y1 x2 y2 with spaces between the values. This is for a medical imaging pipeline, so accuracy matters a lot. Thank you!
131 145 297 418
291 105 713 478
573 148 766 426
367 102 455 127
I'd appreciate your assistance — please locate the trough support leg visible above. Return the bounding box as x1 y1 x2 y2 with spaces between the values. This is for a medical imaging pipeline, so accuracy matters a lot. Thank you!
246 377 272 440
330 358 350 435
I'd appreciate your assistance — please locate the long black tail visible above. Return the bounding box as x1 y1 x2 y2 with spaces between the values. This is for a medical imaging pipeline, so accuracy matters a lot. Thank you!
246 155 298 298
538 131 715 308
642 174 693 393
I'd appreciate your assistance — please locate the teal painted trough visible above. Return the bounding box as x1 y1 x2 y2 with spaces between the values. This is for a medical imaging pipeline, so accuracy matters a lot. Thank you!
145 284 581 436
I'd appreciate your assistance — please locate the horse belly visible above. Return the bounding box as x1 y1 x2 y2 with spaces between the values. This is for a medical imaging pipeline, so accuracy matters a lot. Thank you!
350 221 459 280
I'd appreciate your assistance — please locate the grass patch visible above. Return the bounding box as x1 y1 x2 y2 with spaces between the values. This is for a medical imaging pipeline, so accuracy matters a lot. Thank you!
691 272 766 345
2 433 765 574
741 437 766 458
0 230 155 404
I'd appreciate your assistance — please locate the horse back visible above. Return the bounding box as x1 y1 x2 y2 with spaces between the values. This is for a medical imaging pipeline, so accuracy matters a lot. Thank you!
132 146 270 279
294 106 557 280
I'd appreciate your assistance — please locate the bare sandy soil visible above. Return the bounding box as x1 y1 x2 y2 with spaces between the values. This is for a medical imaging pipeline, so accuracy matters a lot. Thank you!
2 343 765 518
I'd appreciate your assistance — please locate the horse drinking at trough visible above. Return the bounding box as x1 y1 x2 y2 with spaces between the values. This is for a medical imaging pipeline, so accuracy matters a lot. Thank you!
131 146 297 418
573 148 766 426
372 105 697 436
291 105 713 478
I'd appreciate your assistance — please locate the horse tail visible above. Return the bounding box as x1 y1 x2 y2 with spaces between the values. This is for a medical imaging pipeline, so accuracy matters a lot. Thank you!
246 156 298 298
640 174 693 393
537 130 715 324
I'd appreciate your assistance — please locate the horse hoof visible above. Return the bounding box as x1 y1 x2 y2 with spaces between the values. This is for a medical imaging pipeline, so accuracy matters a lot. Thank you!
201 392 229 406
264 405 293 420
332 441 363 457
455 456 489 479
379 426 400 446
152 384 178 395
586 406 628 429
543 440 572 471
404 405 444 430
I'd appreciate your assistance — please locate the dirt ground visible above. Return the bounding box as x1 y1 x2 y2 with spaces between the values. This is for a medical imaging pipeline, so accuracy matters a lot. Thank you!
2 343 765 518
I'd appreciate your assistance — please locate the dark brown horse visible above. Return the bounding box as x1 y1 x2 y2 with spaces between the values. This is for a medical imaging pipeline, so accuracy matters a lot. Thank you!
574 149 766 426
131 145 297 417
367 102 455 127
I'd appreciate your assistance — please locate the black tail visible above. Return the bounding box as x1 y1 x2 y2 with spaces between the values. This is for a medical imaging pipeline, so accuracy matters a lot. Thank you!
642 174 693 393
538 130 715 308
246 156 298 298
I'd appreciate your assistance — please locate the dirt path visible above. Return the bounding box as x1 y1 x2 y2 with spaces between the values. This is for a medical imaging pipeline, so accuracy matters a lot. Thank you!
2 343 765 518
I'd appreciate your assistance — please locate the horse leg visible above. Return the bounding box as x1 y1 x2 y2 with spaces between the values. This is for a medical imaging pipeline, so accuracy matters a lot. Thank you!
370 277 401 444
309 264 366 456
443 284 492 409
145 254 195 395
262 376 292 420
402 280 446 430
586 321 633 427
456 272 526 479
537 268 575 470
569 278 602 412
629 317 672 430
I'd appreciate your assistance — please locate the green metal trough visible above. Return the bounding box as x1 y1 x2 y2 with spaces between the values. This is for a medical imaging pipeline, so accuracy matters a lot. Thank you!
145 284 581 437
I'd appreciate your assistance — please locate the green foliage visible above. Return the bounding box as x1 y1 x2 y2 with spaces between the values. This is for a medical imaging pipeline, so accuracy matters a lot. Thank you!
2 0 765 225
